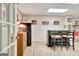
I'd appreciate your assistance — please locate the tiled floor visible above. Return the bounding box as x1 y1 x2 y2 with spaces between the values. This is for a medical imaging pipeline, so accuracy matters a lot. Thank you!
26 41 79 56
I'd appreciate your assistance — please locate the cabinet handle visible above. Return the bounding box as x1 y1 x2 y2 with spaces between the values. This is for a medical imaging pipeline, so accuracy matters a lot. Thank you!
11 36 13 39
16 36 20 39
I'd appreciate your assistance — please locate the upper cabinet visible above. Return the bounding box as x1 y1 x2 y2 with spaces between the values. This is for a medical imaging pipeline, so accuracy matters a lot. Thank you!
2 4 7 22
1 3 16 24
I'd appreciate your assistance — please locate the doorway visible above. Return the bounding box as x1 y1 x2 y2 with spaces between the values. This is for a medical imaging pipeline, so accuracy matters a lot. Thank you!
21 23 32 46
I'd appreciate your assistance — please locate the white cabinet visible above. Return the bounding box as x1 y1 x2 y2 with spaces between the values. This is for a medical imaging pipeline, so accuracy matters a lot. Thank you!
0 3 17 56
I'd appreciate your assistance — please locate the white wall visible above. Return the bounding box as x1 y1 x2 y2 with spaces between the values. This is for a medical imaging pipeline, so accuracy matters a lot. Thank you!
25 15 68 41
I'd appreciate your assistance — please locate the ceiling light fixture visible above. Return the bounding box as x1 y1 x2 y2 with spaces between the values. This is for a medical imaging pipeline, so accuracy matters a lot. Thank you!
48 8 68 13
66 3 79 4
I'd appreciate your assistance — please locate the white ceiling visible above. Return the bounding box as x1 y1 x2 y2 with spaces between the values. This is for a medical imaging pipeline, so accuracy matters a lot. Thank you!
17 3 79 16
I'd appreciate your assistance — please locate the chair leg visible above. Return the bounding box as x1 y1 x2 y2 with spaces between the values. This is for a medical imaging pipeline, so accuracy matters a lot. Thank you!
54 38 55 51
61 39 63 51
66 39 68 51
73 38 75 50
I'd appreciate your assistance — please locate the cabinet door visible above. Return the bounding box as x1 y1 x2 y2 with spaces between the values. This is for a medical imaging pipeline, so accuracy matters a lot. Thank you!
17 33 23 56
7 4 17 56
2 23 8 54
2 4 7 21
8 25 16 56
23 32 26 55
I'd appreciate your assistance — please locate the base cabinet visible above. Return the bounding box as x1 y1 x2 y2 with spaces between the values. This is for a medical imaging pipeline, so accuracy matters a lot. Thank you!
17 32 27 56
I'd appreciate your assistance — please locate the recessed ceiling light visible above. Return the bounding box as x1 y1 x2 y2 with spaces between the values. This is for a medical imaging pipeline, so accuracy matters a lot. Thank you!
48 8 68 13
67 3 79 4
